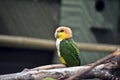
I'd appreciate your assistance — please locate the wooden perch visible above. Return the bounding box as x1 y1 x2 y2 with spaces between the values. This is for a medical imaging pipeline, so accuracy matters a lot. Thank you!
67 49 120 80
0 35 120 52
0 50 120 80
0 62 119 80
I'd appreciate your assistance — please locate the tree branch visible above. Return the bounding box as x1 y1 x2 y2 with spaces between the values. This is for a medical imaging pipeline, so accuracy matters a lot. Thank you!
0 54 120 80
67 49 120 80
0 48 120 80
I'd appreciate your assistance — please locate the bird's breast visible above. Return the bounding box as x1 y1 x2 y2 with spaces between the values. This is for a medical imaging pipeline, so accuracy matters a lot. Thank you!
56 39 62 57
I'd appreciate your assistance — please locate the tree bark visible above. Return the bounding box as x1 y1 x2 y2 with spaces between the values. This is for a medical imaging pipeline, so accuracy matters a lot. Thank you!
0 57 120 80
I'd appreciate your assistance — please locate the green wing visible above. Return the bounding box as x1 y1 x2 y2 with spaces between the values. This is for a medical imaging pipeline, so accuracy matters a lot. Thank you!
60 38 80 66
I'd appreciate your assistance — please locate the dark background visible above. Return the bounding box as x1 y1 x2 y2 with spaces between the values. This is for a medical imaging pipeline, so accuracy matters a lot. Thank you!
0 0 61 74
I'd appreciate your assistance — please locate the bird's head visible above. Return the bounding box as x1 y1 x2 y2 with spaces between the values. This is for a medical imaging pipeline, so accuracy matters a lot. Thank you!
55 26 72 40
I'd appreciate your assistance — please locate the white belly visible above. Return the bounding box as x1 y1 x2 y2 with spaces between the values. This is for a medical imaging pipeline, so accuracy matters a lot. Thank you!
56 39 62 57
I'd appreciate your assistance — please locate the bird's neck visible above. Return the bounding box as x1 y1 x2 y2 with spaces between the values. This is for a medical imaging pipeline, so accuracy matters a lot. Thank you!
56 39 62 48
57 38 72 41
56 38 72 48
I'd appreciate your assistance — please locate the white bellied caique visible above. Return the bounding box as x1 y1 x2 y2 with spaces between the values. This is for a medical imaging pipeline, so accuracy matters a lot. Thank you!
55 26 80 67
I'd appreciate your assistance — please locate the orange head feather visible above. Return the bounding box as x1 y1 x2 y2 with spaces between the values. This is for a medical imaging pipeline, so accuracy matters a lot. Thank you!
55 26 72 40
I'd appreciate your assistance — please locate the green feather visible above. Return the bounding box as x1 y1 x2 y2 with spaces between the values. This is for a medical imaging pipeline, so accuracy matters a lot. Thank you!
60 38 80 67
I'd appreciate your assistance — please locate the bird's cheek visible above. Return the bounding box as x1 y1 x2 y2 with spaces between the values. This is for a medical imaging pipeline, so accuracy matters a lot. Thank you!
58 32 63 37
58 32 67 38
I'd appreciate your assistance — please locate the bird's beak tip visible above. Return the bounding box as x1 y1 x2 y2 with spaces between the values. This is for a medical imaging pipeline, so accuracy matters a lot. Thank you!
55 32 58 38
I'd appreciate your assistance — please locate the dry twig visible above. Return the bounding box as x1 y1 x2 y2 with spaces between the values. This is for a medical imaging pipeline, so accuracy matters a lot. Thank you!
67 49 120 80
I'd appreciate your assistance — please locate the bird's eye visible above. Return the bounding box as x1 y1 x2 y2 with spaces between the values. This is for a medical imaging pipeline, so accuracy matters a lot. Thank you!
60 29 64 32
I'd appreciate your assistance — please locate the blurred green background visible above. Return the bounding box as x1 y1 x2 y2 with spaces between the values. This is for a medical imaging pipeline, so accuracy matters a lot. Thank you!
0 1 119 80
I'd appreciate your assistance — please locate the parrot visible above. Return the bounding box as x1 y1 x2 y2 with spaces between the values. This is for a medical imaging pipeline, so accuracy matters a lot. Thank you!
55 26 80 67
